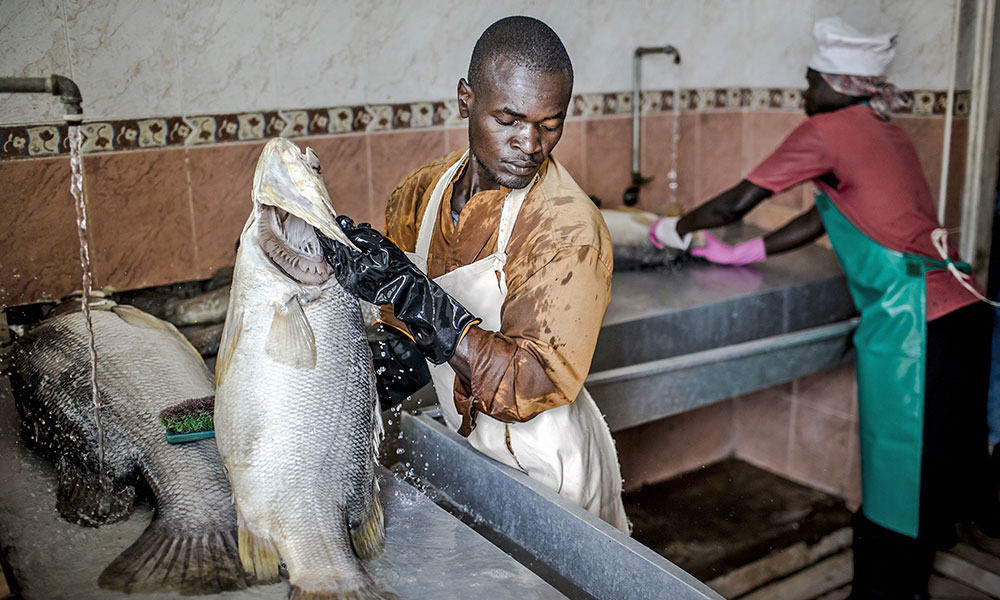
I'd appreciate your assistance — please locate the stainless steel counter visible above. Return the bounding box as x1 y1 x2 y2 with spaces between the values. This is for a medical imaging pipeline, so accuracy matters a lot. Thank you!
588 232 858 431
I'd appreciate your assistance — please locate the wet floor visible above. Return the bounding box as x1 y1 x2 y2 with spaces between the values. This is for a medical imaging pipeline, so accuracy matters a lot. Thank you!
624 458 1000 599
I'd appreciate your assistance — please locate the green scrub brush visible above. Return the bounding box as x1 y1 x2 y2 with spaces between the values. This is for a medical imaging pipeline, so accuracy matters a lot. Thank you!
159 395 215 443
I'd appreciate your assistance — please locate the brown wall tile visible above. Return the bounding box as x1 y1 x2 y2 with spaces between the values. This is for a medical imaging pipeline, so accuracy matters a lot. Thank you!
0 157 80 306
741 112 806 173
614 400 734 492
444 126 468 156
733 383 793 473
188 141 265 278
553 119 585 192
795 361 856 418
369 129 446 231
786 400 854 495
944 118 968 232
582 116 632 209
742 112 808 210
895 116 944 209
639 113 698 213
843 427 862 510
697 112 744 204
307 135 373 227
83 148 195 292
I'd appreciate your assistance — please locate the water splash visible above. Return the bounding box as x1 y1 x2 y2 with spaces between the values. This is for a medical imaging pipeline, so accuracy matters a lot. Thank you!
667 87 681 207
68 126 105 476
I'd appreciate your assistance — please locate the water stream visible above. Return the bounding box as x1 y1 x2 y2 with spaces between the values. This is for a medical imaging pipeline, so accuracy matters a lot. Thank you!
68 125 105 476
667 87 681 207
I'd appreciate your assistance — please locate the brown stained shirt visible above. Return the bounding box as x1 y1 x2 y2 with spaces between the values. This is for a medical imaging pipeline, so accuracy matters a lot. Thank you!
383 148 613 424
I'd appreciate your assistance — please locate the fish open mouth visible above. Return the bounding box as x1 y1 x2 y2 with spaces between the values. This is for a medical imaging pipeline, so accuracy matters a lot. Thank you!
258 205 332 285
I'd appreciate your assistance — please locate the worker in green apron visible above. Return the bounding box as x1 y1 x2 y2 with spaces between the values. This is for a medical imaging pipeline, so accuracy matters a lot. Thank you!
651 17 998 599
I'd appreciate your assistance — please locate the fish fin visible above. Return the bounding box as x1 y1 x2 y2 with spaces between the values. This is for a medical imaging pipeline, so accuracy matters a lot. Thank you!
111 304 205 363
55 456 136 527
348 491 386 560
237 509 282 584
98 516 248 594
265 295 316 369
215 302 244 387
289 584 399 600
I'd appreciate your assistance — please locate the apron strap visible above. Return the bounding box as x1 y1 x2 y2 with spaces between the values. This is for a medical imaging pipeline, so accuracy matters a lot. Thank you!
415 150 469 265
414 150 541 278
930 228 1000 307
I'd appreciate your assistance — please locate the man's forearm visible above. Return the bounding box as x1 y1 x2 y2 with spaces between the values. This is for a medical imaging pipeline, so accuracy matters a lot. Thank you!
448 328 474 388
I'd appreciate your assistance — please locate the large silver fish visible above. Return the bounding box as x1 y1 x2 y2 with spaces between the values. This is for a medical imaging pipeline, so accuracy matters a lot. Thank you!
6 299 247 594
214 137 392 599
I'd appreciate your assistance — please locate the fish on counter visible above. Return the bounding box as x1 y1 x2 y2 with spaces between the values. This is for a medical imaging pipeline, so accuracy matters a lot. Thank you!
5 298 247 594
600 207 700 271
164 285 231 327
215 137 394 599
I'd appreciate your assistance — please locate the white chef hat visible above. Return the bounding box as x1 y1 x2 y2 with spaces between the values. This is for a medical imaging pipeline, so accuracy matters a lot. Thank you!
808 17 897 77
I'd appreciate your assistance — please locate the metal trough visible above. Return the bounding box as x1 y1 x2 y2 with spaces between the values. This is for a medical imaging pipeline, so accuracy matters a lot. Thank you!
391 409 725 600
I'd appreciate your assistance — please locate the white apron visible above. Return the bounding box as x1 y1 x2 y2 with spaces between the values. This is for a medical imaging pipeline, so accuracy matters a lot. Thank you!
404 151 629 533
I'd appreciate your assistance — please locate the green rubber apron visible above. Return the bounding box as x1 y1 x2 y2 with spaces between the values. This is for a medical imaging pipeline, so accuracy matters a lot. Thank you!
815 191 970 538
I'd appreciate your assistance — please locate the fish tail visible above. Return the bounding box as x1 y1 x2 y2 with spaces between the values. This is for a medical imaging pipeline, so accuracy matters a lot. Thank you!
348 492 386 560
288 582 400 600
238 508 283 583
97 516 248 594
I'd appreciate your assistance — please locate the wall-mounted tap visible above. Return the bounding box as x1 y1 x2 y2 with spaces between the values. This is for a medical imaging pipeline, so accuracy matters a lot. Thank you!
0 74 83 123
625 46 680 206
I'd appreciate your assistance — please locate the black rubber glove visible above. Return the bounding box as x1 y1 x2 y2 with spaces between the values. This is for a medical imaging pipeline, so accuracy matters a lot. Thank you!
367 325 431 411
316 216 480 364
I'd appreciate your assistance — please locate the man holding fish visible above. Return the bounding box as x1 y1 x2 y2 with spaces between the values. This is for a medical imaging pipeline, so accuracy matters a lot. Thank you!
317 16 630 533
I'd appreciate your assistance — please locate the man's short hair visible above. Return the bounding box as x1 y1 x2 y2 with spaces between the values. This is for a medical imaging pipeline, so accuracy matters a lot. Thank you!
468 16 573 91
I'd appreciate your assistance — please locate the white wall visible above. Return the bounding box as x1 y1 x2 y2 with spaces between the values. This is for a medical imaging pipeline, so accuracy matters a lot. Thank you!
0 0 959 125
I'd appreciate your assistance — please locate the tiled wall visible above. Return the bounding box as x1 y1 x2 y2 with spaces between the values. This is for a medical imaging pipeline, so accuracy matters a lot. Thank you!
613 361 864 510
0 96 967 307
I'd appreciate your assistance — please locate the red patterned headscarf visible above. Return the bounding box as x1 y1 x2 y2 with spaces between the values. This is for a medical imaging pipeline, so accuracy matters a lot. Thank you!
819 72 912 121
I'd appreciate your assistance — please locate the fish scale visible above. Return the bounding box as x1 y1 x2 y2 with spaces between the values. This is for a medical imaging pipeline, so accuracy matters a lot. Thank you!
7 304 247 594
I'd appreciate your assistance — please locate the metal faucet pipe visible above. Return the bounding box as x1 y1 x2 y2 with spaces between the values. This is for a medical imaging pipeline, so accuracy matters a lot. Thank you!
626 45 680 206
0 75 83 123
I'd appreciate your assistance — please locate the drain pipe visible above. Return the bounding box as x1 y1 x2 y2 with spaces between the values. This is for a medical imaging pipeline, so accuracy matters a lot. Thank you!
0 75 83 123
625 46 681 206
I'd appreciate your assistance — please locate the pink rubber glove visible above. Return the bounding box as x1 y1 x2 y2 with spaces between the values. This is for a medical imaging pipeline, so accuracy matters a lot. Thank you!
690 232 766 265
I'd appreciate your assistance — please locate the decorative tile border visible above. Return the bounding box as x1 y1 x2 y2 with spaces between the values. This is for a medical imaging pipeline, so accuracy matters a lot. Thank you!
0 88 971 160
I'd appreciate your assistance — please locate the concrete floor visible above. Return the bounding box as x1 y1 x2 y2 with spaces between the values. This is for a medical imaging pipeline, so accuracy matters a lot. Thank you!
623 458 1000 600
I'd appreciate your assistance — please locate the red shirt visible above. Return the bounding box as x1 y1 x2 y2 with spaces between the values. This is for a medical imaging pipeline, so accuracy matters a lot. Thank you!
747 104 978 321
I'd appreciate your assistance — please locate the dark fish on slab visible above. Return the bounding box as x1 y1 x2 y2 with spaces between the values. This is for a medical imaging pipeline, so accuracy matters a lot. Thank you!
215 137 394 599
6 299 247 595
601 208 695 271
